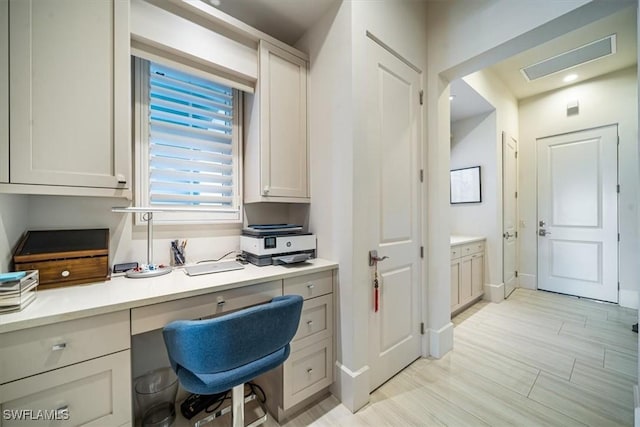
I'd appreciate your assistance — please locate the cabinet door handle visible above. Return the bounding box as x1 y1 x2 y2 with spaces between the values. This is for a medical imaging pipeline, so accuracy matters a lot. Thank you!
307 283 315 290
306 368 313 375
52 343 67 351
307 320 313 326
61 270 70 278
263 186 270 195
116 174 127 184
56 405 69 412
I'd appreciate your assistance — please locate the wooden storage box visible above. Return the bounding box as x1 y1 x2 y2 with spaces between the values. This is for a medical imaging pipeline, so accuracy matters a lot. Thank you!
13 229 110 289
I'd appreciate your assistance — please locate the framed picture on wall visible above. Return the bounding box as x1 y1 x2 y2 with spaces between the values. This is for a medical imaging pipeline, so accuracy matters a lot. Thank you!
450 166 481 204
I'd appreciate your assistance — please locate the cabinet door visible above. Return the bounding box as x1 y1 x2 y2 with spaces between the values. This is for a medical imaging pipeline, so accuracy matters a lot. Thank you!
0 350 131 427
450 260 459 309
0 0 7 183
471 253 484 296
9 0 129 189
259 40 308 199
459 256 472 303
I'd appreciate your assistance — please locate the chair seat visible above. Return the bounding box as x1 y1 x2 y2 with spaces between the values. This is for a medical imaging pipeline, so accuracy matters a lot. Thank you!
175 344 290 395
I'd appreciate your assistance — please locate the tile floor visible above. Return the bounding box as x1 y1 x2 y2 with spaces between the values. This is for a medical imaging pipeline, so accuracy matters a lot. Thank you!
278 288 639 426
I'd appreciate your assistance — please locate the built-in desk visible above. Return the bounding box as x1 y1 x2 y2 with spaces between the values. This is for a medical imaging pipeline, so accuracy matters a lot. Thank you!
0 259 338 426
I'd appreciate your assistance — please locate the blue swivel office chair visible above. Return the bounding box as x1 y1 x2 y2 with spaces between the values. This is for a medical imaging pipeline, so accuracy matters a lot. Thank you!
163 295 303 427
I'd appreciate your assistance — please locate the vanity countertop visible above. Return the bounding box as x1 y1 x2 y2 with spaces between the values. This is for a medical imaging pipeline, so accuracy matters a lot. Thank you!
0 258 338 334
450 235 485 246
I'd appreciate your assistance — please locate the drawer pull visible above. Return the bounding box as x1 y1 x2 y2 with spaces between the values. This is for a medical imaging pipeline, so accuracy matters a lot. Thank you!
307 320 313 326
52 343 67 351
307 283 315 290
306 368 313 375
61 270 70 278
217 296 226 306
56 405 69 413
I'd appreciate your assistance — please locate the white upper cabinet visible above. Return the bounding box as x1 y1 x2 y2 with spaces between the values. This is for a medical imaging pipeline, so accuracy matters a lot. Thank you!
8 0 130 191
0 0 7 184
245 40 309 203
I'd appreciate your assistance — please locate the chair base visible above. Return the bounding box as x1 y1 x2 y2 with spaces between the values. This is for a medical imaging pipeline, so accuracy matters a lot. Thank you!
194 384 268 427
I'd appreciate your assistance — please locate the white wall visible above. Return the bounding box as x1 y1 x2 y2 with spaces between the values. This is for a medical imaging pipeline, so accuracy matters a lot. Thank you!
0 194 28 272
297 0 428 412
451 111 499 285
460 69 519 291
519 66 639 307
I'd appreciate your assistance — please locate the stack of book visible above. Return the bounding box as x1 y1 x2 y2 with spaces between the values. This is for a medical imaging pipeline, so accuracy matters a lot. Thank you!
0 270 39 313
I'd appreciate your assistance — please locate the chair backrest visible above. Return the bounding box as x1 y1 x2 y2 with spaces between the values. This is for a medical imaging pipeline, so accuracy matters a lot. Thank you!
163 295 303 375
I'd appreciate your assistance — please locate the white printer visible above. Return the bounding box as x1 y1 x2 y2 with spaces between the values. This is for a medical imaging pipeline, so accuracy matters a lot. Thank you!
240 225 316 266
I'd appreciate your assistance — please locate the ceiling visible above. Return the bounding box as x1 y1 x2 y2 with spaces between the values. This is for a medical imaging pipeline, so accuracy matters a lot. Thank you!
205 0 338 45
452 5 637 122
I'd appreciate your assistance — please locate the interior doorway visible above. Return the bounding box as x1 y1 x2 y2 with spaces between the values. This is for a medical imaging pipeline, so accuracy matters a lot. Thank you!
502 132 518 298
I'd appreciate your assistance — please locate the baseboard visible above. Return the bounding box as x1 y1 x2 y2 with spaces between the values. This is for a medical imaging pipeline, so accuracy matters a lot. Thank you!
482 283 504 303
619 289 639 309
428 322 453 358
518 274 536 290
333 361 370 413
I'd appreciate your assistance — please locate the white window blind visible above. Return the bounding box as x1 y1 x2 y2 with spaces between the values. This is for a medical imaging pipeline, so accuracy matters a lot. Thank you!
134 59 241 223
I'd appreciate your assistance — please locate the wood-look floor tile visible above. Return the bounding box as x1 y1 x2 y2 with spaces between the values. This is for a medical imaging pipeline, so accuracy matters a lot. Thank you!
570 360 636 408
451 340 540 397
410 358 586 427
560 321 638 353
604 348 638 379
455 322 577 379
529 371 633 426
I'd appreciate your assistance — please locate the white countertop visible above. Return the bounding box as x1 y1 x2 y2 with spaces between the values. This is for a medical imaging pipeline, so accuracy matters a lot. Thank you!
450 235 485 246
0 258 338 334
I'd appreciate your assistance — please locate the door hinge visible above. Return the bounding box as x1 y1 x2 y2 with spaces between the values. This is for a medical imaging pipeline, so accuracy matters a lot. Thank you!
420 322 425 335
420 246 424 258
420 169 424 183
515 231 518 238
515 271 518 278
617 136 620 145
617 184 620 193
515 151 518 159
515 191 518 199
618 233 621 242
419 90 424 105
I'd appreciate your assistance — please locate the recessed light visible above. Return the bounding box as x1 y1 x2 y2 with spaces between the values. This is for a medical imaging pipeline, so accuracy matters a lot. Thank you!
563 74 578 83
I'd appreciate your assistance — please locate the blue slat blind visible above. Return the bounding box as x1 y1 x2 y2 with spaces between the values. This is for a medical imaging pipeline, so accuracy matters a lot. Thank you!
147 62 235 208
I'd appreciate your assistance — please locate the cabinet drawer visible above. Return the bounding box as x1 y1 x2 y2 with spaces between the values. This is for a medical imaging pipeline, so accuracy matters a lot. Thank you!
284 271 332 300
462 241 484 256
131 281 281 335
283 337 333 409
0 311 130 384
292 294 332 349
0 350 131 427
15 256 109 288
450 246 461 260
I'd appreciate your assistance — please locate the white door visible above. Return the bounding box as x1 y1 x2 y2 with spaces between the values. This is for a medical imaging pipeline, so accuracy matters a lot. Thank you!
366 38 422 391
503 132 518 298
537 125 618 302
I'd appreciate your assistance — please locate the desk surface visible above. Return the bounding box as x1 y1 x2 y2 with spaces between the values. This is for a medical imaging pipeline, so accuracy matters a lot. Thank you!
0 259 338 334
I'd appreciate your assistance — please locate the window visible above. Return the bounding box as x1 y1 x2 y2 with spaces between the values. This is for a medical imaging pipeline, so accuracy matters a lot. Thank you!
134 58 242 223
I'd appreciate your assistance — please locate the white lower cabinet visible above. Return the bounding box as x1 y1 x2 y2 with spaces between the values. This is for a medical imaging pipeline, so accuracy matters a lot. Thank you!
0 351 131 427
255 270 334 422
0 311 132 426
451 239 485 313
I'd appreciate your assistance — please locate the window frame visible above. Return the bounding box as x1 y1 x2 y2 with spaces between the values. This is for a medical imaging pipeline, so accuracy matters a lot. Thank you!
133 57 243 225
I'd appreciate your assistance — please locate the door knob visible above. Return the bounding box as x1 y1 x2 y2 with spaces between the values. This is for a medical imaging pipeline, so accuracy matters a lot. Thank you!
503 232 513 239
369 250 389 266
538 229 551 236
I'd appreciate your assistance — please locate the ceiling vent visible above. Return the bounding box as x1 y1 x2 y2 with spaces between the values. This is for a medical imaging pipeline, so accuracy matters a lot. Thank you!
520 34 616 81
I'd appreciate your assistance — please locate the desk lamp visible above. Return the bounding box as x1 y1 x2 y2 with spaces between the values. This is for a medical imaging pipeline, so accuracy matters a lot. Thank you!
111 207 172 278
